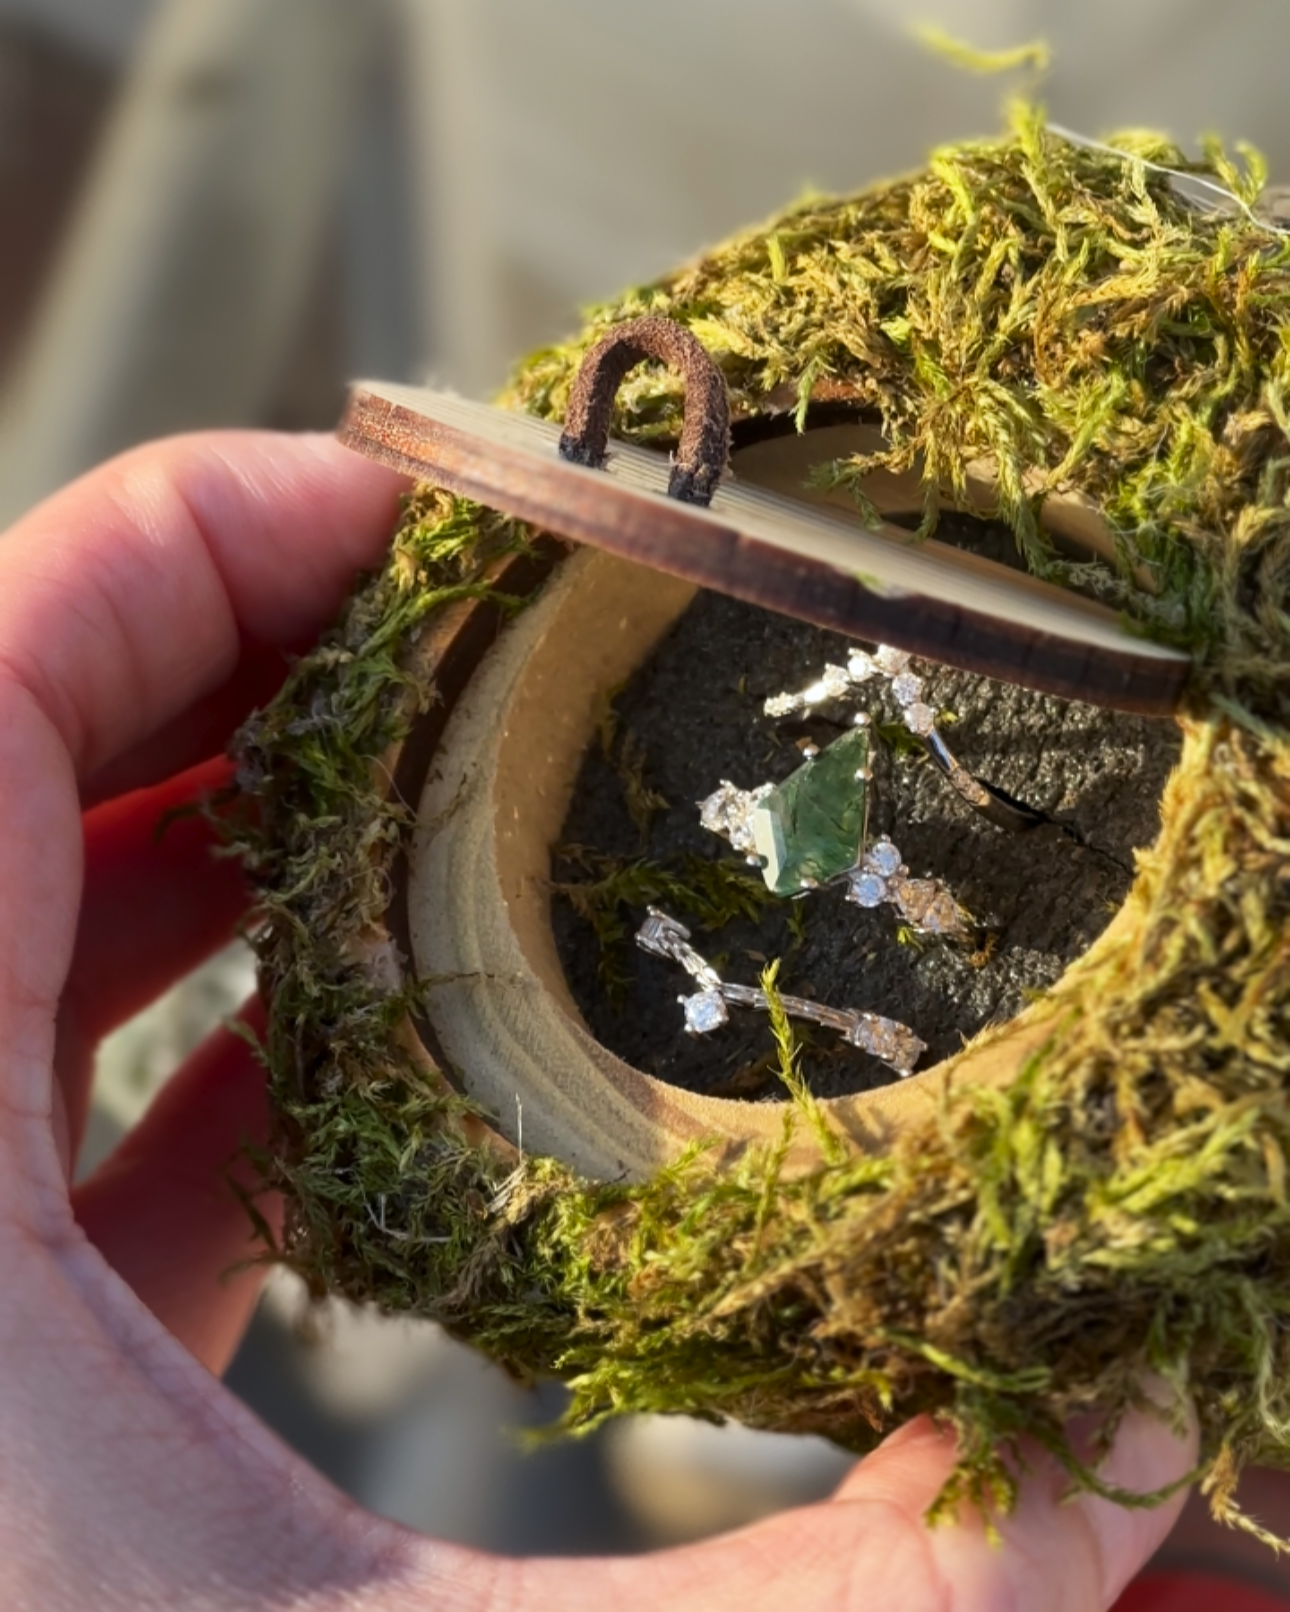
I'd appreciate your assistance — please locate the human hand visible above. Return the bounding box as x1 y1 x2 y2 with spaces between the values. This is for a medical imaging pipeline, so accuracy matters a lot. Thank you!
0 433 1194 1609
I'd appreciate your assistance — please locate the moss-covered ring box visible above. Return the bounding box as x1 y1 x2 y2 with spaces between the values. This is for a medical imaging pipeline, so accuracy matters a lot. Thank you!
230 113 1290 1533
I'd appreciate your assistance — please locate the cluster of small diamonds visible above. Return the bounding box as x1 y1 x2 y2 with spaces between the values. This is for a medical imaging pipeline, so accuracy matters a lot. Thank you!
846 837 903 908
635 908 926 1077
845 837 972 940
696 780 769 859
764 642 939 739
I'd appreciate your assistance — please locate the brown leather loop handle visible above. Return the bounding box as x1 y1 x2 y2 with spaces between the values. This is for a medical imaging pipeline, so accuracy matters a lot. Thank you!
558 315 730 506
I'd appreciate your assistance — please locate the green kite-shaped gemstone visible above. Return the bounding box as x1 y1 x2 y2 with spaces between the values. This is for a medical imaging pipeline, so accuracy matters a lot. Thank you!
749 726 870 896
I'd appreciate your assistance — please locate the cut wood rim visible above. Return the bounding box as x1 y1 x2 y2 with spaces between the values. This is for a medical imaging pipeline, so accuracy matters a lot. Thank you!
341 379 1190 716
381 540 1121 1182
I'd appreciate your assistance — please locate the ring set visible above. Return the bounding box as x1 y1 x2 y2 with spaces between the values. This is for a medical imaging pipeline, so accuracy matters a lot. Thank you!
695 642 978 942
632 643 1009 1077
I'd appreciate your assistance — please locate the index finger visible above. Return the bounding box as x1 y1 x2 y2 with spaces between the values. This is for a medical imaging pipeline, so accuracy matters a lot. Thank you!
0 431 407 1227
0 430 408 783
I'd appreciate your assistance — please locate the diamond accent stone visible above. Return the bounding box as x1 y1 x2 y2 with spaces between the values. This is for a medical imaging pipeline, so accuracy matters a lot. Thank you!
847 871 887 908
698 782 735 833
637 907 690 957
873 645 911 675
698 781 766 854
865 839 903 878
904 701 936 735
748 727 870 896
846 650 877 681
818 663 851 700
891 671 924 707
683 990 729 1035
895 878 970 939
847 1014 926 1075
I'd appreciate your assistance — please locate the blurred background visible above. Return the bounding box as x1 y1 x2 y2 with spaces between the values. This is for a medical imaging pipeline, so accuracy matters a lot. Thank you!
7 0 1288 1557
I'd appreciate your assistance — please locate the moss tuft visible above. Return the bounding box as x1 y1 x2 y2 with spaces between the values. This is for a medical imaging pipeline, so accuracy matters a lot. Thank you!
228 113 1290 1540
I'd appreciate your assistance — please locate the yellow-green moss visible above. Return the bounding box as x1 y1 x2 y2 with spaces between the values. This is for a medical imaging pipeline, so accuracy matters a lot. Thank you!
229 109 1290 1541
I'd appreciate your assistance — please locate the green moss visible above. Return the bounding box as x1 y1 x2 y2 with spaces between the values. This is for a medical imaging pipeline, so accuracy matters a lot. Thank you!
228 110 1290 1542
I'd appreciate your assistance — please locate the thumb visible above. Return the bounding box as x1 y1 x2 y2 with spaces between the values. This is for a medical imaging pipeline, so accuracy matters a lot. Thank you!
499 1400 1195 1612
835 1403 1195 1611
